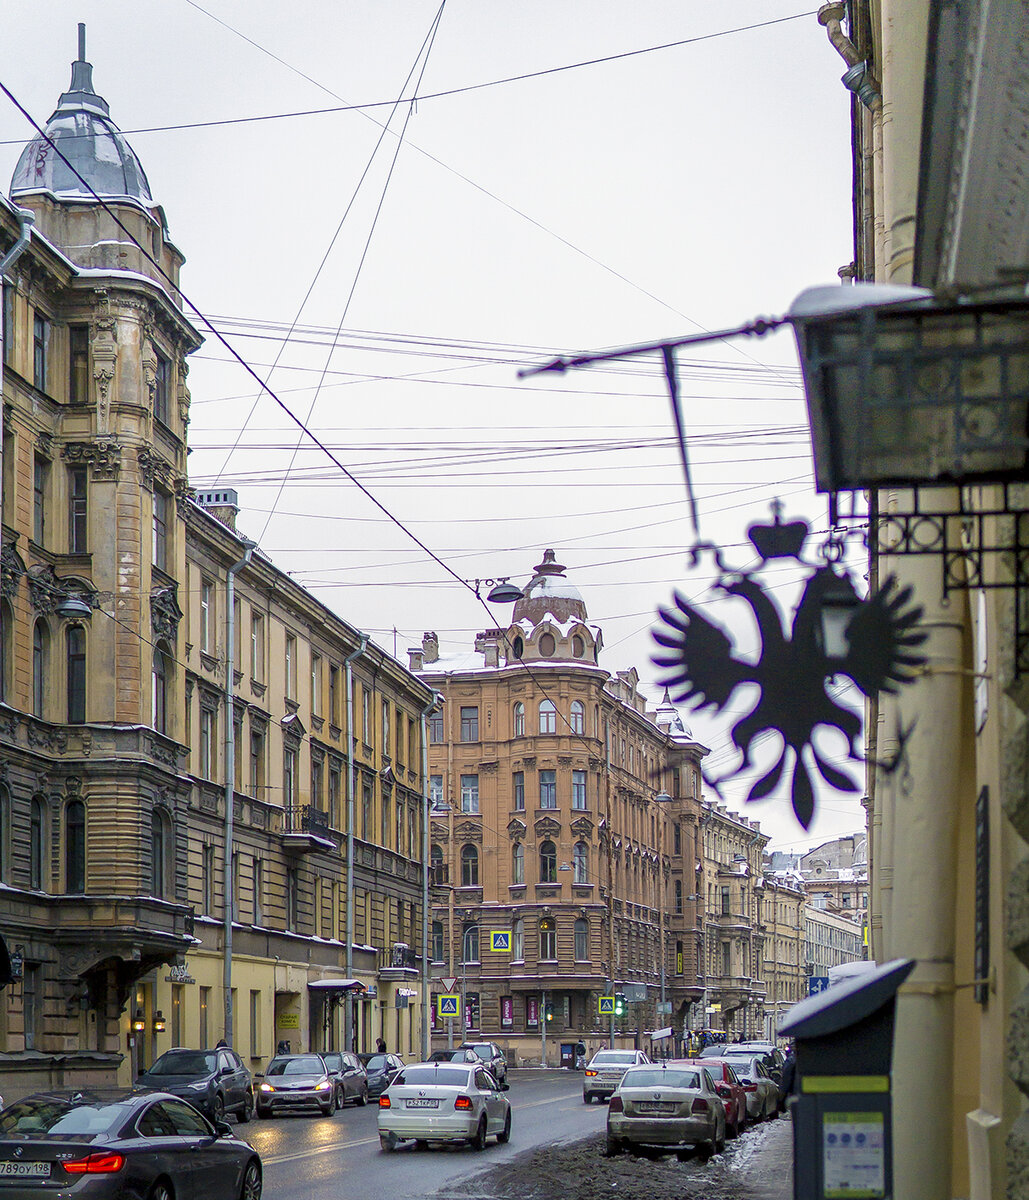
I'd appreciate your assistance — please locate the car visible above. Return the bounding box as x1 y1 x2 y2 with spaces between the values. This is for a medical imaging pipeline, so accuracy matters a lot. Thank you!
428 1049 480 1065
702 1040 784 1083
0 1087 262 1198
377 1061 510 1152
136 1046 254 1123
320 1052 369 1107
680 1058 747 1137
605 1062 725 1161
703 1055 779 1122
582 1049 651 1103
458 1041 508 1085
255 1054 337 1117
358 1052 405 1098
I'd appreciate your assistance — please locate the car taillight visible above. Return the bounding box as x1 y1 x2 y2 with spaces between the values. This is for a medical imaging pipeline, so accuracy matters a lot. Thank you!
454 1095 473 1110
64 1153 125 1175
690 1098 709 1114
378 1095 391 1108
608 1096 623 1113
584 1070 598 1077
741 1083 757 1092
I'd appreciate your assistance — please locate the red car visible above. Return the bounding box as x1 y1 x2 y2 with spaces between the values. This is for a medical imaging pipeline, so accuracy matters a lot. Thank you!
681 1058 747 1137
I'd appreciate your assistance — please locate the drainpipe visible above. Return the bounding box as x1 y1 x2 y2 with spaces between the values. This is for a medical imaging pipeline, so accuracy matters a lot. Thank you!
419 692 441 1060
0 208 34 533
223 537 256 1046
344 635 368 1050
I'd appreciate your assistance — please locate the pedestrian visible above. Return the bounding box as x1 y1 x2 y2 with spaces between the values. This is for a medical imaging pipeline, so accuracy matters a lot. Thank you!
780 1044 797 1113
215 1038 228 1049
376 1036 387 1053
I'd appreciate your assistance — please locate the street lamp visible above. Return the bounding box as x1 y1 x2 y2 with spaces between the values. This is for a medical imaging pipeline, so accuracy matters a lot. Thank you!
473 578 525 603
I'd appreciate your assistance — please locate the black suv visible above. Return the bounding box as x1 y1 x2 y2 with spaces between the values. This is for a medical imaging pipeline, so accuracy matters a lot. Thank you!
458 1041 507 1085
137 1046 254 1122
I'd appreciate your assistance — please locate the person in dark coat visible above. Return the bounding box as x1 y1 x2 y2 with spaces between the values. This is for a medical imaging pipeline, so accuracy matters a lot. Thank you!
779 1045 797 1112
376 1037 387 1053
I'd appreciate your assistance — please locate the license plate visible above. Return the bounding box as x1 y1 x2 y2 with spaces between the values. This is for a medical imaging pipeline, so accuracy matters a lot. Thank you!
636 1101 676 1113
0 1162 51 1177
405 1098 439 1108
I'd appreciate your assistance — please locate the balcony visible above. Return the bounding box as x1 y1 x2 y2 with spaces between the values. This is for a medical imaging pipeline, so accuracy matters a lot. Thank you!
428 864 450 889
379 942 418 979
281 805 336 853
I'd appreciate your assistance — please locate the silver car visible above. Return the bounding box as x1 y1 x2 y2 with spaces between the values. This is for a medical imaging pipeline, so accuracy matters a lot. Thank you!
583 1049 651 1103
256 1054 336 1117
709 1055 779 1121
377 1062 511 1151
606 1062 726 1160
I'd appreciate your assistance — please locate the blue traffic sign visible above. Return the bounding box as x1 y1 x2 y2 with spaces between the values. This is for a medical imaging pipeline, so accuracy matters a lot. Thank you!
808 976 830 996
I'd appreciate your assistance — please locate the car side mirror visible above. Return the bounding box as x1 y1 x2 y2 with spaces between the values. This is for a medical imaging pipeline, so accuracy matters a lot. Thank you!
715 1083 730 1098
214 1119 234 1137
500 1082 510 1092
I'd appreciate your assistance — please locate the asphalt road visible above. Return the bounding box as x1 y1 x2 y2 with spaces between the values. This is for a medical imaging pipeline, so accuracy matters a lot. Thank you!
244 1069 602 1200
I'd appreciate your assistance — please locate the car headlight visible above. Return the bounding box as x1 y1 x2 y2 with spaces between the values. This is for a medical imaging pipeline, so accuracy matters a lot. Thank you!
187 1082 210 1091
315 1080 331 1091
259 1083 274 1093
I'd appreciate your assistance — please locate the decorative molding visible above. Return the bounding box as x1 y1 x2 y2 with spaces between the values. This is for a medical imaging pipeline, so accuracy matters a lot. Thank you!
27 564 61 614
570 817 595 839
480 760 499 775
150 586 183 642
534 816 561 838
522 756 537 768
507 818 527 838
62 438 122 481
1 539 24 599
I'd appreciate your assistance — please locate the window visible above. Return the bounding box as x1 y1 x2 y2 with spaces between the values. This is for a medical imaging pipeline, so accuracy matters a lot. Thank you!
539 699 556 734
2 283 13 367
328 764 341 826
572 635 585 659
310 653 322 715
539 840 557 884
199 708 215 779
285 633 297 698
430 774 444 808
283 747 296 805
429 711 443 743
381 699 390 755
573 841 589 884
512 917 524 960
152 644 170 734
721 886 730 916
460 773 479 814
361 686 370 742
572 769 587 809
462 923 479 964
675 879 683 913
673 823 681 854
574 917 588 960
431 920 444 962
151 808 168 897
151 488 169 571
361 780 372 839
32 620 48 718
460 705 479 741
512 842 524 885
538 632 556 657
461 843 479 887
286 867 299 931
66 625 86 722
253 857 263 924
0 784 9 883
311 756 324 811
200 580 213 652
329 664 339 724
33 312 49 391
68 466 88 553
154 349 171 424
539 769 556 809
513 702 524 736
1 428 13 526
570 700 585 734
249 728 265 796
539 917 556 960
33 454 48 545
65 799 86 893
250 612 264 680
381 788 391 845
513 771 524 811
29 795 46 890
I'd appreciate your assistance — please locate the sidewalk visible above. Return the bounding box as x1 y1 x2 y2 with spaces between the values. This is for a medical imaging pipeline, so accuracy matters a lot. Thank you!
738 1113 794 1200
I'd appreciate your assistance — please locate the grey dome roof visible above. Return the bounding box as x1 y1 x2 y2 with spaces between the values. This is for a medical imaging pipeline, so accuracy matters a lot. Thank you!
511 550 588 626
11 30 154 211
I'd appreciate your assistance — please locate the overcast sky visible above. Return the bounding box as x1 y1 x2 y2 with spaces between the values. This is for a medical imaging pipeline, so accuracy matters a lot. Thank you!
1 1 866 851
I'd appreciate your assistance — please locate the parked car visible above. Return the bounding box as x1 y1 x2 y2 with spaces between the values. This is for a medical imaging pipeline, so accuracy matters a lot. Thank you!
428 1049 480 1065
605 1062 725 1160
358 1053 405 1098
703 1055 779 1122
256 1053 337 1117
681 1058 747 1137
377 1061 510 1152
136 1046 254 1123
458 1041 508 1085
0 1087 262 1198
702 1041 783 1083
320 1052 369 1107
582 1049 651 1103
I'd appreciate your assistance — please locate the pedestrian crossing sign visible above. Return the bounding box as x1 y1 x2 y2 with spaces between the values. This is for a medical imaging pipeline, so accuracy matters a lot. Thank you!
438 994 460 1017
490 931 511 952
599 995 615 1015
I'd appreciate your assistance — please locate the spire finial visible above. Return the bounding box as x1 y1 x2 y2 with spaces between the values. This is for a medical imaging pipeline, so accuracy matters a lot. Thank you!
78 22 86 62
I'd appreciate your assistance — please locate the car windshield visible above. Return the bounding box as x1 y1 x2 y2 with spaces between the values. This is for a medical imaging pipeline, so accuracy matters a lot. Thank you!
322 1055 342 1070
0 1099 128 1136
146 1051 216 1076
469 1047 491 1060
394 1066 470 1087
623 1069 698 1089
721 1058 758 1074
363 1056 388 1070
592 1051 636 1065
267 1056 324 1076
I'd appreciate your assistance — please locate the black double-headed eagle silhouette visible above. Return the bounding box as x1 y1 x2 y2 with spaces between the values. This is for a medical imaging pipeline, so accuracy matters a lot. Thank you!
652 520 927 829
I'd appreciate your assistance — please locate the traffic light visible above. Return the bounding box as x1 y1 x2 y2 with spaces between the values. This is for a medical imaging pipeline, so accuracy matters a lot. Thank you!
614 993 626 1017
544 1000 554 1022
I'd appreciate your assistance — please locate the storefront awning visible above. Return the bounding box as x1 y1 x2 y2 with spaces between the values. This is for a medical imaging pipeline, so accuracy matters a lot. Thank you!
308 978 366 993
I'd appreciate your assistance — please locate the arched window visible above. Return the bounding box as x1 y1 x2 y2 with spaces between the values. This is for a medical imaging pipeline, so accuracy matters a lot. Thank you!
538 632 556 657
66 625 86 723
152 642 171 734
573 841 589 884
572 635 584 658
65 798 86 893
539 917 556 960
570 700 585 735
151 808 170 898
574 917 589 960
0 599 12 703
431 920 444 962
513 702 525 737
539 699 556 734
32 619 48 719
512 635 523 658
461 843 479 887
512 842 524 885
539 839 557 884
430 842 444 885
462 922 479 964
512 916 524 960
29 795 46 890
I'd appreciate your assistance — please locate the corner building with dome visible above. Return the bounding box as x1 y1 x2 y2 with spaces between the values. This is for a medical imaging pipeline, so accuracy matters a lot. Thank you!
414 550 731 1062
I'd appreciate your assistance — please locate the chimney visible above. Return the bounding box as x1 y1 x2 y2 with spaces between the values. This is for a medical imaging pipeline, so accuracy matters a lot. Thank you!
408 648 424 671
195 487 240 532
474 629 502 668
422 631 439 664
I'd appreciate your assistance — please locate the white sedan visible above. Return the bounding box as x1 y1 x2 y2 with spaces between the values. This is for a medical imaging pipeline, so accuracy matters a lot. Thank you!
377 1062 511 1151
606 1062 726 1160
